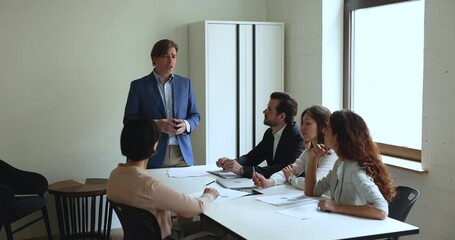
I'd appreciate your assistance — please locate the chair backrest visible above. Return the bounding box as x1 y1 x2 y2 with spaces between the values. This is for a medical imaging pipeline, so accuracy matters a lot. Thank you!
110 200 162 240
0 159 53 240
0 159 48 195
388 186 420 222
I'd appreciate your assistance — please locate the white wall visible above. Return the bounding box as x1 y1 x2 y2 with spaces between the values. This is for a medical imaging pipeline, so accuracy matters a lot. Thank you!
321 0 343 111
267 0 325 112
393 0 455 239
0 0 267 238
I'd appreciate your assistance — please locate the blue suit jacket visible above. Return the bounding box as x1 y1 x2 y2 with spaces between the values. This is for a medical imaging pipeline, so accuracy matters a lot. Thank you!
123 73 200 168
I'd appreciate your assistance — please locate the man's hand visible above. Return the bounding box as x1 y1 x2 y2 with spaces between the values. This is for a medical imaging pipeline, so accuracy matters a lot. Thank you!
171 118 186 135
216 157 232 168
216 157 243 175
156 118 186 135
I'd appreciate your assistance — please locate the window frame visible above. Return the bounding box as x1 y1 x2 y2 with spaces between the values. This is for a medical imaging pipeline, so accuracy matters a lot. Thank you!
343 0 422 162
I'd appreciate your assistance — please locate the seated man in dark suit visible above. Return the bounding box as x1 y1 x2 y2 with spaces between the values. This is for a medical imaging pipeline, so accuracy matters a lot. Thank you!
216 92 304 178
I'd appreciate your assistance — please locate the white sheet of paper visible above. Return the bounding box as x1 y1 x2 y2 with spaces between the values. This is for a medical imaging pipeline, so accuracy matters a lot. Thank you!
187 187 249 204
167 165 218 177
256 193 314 206
276 201 326 220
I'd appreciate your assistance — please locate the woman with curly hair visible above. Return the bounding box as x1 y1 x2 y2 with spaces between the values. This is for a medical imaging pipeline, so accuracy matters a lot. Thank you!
304 110 396 220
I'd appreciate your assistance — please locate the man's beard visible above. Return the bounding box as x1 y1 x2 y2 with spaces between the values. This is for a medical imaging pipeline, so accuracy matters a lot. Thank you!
263 118 275 127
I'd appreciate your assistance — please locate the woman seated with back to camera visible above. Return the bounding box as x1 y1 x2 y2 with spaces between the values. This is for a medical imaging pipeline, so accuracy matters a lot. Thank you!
107 117 219 239
305 110 396 220
252 105 337 190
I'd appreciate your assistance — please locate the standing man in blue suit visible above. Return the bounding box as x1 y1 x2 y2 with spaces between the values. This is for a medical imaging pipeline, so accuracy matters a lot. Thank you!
123 39 200 169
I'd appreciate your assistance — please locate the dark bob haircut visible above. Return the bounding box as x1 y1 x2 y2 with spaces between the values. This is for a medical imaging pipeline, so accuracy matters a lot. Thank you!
121 117 161 161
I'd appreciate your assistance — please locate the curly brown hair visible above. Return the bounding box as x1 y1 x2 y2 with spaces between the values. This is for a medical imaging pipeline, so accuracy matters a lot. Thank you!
330 110 396 202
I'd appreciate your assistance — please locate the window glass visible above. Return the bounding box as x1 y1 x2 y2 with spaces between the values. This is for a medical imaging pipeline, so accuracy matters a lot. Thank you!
350 1 424 150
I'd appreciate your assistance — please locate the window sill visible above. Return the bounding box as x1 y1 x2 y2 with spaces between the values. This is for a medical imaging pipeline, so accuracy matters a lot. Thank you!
382 155 428 174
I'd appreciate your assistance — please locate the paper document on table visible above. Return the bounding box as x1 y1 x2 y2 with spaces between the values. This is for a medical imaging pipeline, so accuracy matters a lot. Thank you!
256 193 315 206
207 169 242 178
276 201 325 220
167 165 218 177
187 187 249 204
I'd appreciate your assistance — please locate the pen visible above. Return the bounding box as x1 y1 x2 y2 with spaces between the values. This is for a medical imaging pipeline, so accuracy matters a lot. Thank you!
252 166 256 174
205 180 216 186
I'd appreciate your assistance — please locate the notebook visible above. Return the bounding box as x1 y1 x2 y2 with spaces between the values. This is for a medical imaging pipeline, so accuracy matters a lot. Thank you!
216 178 256 189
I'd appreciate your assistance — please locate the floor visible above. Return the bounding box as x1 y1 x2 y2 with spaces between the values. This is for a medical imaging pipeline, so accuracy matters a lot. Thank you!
26 228 124 240
27 227 242 240
109 228 123 240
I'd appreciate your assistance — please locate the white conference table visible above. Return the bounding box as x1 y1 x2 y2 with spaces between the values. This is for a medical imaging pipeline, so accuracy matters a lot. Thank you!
150 166 419 240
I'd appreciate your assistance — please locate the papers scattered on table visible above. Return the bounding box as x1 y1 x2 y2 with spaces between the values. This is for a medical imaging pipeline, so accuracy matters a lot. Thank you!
207 169 242 178
187 187 249 204
276 200 326 220
167 165 218 177
256 193 314 206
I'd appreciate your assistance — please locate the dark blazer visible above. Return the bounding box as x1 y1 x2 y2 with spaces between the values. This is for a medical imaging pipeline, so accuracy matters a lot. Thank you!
123 73 200 168
237 122 304 178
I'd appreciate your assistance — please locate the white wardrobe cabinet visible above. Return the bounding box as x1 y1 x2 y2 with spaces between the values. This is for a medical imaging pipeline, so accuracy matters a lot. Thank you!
189 20 284 165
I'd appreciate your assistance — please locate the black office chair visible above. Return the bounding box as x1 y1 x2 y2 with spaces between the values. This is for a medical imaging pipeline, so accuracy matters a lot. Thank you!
110 200 216 240
388 185 420 240
0 159 52 240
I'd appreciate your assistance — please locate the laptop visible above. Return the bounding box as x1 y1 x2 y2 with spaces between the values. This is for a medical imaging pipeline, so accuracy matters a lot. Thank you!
207 169 242 179
216 178 256 189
